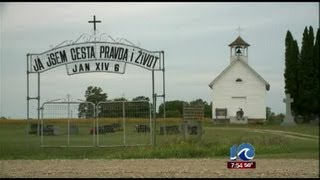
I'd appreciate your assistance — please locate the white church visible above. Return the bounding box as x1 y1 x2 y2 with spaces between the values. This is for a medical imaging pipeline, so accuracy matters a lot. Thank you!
208 36 270 124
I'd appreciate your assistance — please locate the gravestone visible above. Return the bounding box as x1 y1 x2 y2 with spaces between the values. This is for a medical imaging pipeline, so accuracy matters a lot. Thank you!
310 116 319 125
29 123 40 134
69 124 79 135
281 93 296 126
103 125 115 133
135 124 150 133
43 125 59 135
111 123 122 131
160 125 180 135
90 125 114 134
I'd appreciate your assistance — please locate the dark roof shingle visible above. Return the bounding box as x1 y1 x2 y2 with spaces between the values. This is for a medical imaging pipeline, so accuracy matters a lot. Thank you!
228 36 250 47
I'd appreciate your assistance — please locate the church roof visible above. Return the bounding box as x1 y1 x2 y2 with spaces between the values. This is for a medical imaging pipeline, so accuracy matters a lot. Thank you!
208 58 270 90
228 36 250 47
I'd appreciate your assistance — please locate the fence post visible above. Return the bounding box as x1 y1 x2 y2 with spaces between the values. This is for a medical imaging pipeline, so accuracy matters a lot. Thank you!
123 101 126 146
96 103 100 147
93 102 96 147
149 103 152 145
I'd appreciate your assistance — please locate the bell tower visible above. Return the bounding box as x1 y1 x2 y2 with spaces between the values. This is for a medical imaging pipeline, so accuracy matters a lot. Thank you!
229 36 250 63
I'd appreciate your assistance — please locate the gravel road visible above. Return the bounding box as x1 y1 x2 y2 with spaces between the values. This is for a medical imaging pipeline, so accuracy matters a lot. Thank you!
1 159 319 178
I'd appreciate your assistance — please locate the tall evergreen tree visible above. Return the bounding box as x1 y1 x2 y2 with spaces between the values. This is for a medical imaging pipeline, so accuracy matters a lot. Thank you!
290 40 300 115
312 28 320 117
284 26 319 121
299 26 315 121
284 31 292 94
284 31 300 115
284 31 296 113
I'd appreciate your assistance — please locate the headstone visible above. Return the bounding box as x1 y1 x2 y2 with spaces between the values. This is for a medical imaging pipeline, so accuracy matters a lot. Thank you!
281 93 296 126
160 125 180 135
43 125 57 135
53 126 59 135
111 123 122 131
135 124 150 133
310 116 319 125
29 123 40 134
103 125 115 133
69 124 78 135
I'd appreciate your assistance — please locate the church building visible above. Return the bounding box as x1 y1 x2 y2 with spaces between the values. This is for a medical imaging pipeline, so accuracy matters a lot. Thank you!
208 36 270 124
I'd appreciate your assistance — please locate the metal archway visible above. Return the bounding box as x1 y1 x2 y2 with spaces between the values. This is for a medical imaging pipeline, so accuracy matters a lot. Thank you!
27 17 165 146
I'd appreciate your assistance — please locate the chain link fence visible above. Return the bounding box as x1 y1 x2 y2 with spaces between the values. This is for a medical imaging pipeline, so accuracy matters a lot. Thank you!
96 101 152 147
40 101 95 147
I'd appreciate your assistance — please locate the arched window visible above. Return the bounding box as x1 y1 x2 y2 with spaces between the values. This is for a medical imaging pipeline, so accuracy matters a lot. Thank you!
236 78 243 82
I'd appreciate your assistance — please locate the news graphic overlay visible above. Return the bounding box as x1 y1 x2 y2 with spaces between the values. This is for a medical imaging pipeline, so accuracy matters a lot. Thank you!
227 143 256 169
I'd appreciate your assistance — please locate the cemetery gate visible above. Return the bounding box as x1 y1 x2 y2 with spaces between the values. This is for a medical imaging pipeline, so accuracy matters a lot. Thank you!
26 16 165 147
96 101 152 147
39 100 152 147
40 101 96 147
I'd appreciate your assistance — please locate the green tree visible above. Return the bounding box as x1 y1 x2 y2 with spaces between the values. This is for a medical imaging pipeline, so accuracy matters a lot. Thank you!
266 107 284 124
299 26 315 122
266 107 275 123
113 97 127 102
190 99 212 118
130 96 150 118
284 30 300 115
290 40 301 115
132 96 150 102
78 86 107 118
85 86 108 105
266 107 273 120
105 96 150 118
158 100 188 118
313 28 320 118
284 26 320 122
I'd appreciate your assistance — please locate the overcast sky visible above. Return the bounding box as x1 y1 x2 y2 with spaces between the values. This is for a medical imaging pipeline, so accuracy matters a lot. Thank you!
0 2 319 119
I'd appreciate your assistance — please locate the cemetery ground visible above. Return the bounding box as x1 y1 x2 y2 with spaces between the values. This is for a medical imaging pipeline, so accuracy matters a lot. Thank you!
0 118 319 178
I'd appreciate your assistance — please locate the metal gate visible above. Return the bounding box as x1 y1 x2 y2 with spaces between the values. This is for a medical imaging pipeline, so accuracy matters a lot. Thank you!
96 101 152 147
40 101 95 147
39 100 151 147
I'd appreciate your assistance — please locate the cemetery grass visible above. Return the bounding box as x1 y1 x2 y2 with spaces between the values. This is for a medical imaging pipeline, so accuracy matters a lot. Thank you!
0 118 318 160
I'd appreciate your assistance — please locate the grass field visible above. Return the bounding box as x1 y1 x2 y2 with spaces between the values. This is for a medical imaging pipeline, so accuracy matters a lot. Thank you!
0 118 319 160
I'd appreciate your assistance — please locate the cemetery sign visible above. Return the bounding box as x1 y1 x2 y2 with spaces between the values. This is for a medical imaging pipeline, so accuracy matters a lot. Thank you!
29 42 162 74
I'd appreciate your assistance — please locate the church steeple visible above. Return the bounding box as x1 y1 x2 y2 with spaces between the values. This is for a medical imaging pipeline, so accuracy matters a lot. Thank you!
229 36 250 63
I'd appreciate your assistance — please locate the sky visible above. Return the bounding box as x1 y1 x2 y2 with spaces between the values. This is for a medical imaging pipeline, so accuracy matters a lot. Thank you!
0 2 319 119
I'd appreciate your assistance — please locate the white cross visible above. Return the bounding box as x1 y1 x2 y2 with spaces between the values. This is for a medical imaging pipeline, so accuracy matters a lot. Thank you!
236 26 243 36
283 93 293 116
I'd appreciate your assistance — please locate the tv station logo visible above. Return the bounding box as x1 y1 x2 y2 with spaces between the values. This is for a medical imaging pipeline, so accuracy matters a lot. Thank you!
227 143 256 169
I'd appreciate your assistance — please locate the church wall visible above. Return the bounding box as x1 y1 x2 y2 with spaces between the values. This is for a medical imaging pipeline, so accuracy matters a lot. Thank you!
211 61 267 120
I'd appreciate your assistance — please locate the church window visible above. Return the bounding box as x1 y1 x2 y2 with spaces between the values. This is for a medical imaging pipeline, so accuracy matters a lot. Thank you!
236 78 243 82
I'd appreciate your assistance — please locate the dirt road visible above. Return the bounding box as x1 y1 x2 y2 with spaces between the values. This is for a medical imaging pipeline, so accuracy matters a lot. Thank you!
1 159 319 178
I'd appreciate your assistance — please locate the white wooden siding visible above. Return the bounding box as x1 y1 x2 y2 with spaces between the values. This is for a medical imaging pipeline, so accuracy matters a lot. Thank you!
211 60 267 120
